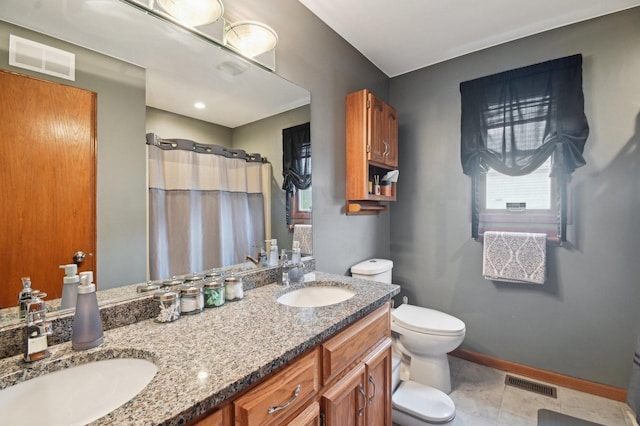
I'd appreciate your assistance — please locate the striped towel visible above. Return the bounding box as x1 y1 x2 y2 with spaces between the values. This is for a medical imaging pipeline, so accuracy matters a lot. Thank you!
482 231 546 285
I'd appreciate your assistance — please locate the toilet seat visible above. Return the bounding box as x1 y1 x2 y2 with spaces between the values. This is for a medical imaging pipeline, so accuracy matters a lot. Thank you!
392 304 465 336
393 380 456 423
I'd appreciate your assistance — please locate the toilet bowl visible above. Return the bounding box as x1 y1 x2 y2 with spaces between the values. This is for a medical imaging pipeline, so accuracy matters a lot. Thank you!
391 303 465 394
392 355 456 425
350 259 466 425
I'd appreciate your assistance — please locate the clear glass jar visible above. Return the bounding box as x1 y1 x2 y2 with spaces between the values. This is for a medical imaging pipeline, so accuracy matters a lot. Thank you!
203 280 225 308
137 281 161 293
153 290 180 323
180 285 204 314
224 276 244 301
161 278 184 291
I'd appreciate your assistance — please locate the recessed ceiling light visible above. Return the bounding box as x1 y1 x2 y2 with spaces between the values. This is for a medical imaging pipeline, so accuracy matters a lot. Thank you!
194 102 206 109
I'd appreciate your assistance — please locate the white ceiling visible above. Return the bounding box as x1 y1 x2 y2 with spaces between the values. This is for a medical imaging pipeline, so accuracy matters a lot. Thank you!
299 0 640 77
0 0 310 128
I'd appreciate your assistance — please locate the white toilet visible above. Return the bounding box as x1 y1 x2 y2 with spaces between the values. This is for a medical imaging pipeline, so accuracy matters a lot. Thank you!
351 259 466 425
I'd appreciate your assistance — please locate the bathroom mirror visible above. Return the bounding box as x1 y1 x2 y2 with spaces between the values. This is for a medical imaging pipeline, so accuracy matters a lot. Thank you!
0 0 311 322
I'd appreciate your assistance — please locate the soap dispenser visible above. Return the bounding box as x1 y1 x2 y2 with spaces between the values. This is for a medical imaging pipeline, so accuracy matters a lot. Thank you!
71 271 104 351
59 264 80 310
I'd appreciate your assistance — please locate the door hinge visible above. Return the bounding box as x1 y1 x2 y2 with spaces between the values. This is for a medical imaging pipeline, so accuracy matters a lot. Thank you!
320 412 326 426
366 99 370 109
366 144 371 153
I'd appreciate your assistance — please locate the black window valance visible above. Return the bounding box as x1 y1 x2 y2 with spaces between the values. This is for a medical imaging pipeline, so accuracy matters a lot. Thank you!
460 54 589 179
460 54 590 241
282 122 311 225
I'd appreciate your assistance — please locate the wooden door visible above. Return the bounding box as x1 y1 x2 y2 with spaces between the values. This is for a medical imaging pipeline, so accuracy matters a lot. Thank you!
0 70 96 308
364 339 393 426
321 363 367 426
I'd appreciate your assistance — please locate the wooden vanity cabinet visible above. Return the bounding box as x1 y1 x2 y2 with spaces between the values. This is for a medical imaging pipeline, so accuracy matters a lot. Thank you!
191 303 391 426
234 348 321 426
346 89 398 215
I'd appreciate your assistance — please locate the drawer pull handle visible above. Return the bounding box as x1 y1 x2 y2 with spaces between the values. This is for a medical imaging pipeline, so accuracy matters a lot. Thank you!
368 374 376 404
268 384 301 414
357 384 366 417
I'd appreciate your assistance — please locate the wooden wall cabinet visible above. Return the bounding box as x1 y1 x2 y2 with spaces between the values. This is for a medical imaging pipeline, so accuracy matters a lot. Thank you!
191 304 391 426
346 89 398 215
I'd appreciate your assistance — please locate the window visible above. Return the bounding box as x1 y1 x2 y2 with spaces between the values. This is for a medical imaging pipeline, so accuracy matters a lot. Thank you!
460 55 589 241
485 158 552 210
290 186 312 224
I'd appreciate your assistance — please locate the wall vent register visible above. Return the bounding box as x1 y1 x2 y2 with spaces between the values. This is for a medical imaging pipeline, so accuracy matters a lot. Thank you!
9 35 76 81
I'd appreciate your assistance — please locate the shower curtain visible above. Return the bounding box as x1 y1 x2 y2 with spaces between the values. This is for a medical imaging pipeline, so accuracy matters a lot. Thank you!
147 134 269 280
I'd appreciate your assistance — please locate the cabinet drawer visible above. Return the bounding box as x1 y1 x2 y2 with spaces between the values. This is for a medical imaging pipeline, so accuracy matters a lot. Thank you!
234 348 321 426
322 303 390 383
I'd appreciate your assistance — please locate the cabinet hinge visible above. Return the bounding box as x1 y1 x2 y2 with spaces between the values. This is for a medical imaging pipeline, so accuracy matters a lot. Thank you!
320 412 326 426
366 144 371 154
366 99 370 109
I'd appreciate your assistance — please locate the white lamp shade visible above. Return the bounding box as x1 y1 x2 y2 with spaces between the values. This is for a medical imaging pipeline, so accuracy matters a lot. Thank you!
157 0 224 27
225 21 278 58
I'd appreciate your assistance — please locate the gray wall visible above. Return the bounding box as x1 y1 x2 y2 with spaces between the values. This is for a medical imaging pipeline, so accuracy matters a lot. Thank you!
233 105 311 250
233 0 392 276
146 107 233 147
389 8 640 388
0 21 147 291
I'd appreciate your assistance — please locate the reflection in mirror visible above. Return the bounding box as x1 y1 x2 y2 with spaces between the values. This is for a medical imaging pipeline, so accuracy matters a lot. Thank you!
0 0 310 323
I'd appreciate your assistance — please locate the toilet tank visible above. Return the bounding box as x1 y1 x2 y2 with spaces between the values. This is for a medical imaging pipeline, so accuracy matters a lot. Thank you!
350 259 393 284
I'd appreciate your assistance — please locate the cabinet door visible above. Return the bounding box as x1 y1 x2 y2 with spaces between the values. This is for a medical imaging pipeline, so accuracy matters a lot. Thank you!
364 339 393 426
367 93 387 165
383 103 398 168
321 364 367 426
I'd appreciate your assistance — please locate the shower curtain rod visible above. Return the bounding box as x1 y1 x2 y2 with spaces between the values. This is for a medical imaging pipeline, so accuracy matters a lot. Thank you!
146 133 266 163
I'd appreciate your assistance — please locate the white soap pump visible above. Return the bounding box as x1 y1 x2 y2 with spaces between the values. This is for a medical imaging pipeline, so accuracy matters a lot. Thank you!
71 271 104 351
59 264 80 310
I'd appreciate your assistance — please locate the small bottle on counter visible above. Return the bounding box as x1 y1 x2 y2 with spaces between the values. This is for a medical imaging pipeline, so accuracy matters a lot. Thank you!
180 285 204 315
224 276 244 301
18 276 34 320
153 290 180 323
203 279 225 308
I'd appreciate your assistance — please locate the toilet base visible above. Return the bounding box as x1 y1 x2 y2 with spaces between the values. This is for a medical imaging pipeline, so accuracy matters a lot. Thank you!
393 408 454 426
409 354 452 394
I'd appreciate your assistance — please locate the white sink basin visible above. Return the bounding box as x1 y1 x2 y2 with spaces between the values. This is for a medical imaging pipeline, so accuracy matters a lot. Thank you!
0 358 157 425
277 286 355 307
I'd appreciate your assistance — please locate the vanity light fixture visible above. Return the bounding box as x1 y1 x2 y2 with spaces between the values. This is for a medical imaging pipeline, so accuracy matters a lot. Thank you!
224 21 278 58
156 0 224 27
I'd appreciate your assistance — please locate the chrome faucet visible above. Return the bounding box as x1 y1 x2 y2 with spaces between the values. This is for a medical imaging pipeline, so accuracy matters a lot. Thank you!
280 250 305 286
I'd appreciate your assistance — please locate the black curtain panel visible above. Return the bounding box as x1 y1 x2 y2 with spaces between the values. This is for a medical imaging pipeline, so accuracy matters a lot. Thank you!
282 122 311 224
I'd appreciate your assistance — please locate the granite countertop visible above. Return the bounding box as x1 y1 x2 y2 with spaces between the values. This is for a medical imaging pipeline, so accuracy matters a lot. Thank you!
0 272 399 425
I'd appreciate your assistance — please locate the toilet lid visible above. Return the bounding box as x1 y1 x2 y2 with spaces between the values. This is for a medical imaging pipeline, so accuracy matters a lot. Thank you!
392 304 465 336
393 380 456 423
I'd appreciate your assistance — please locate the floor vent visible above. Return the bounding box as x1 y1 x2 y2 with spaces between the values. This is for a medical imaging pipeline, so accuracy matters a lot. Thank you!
505 375 557 398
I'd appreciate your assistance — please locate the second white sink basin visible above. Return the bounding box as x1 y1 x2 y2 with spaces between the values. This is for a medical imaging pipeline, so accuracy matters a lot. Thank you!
0 358 157 425
277 285 355 307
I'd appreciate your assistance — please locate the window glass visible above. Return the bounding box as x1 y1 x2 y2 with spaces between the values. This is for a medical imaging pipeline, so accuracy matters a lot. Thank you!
485 158 551 210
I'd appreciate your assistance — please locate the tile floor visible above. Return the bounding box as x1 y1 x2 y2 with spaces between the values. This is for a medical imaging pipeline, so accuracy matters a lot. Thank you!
444 356 638 426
